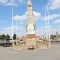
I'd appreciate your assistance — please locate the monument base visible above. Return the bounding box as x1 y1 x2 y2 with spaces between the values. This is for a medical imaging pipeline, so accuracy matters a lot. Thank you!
26 34 37 38
12 35 51 50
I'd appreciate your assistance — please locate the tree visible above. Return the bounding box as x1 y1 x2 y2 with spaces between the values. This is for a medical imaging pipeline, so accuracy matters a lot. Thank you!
5 34 10 40
50 34 56 39
13 34 16 40
0 34 5 40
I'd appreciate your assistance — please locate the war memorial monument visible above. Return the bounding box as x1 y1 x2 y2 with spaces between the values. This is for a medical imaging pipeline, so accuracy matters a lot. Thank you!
12 0 51 50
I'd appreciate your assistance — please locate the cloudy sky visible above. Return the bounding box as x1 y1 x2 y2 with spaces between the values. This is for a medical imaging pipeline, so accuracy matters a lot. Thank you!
0 0 60 36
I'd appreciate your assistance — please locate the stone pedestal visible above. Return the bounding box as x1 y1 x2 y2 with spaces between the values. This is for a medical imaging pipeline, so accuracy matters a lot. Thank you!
12 34 51 50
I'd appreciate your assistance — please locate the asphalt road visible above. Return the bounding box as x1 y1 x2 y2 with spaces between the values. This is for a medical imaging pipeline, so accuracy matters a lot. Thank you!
0 44 60 60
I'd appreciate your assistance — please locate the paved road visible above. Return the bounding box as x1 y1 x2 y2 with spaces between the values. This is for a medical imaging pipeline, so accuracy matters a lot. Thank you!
0 44 60 60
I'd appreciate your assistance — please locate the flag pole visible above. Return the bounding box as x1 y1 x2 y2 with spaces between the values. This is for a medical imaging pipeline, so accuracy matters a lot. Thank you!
45 11 48 40
12 7 14 48
16 14 18 44
47 6 50 44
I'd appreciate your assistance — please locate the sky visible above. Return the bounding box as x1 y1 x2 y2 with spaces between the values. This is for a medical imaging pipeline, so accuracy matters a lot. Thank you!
0 0 60 37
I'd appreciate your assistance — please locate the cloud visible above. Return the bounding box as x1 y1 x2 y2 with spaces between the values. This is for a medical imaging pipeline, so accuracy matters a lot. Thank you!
3 26 24 31
36 26 60 36
42 13 60 20
36 29 47 36
13 11 41 21
0 0 8 4
1 25 25 36
18 0 27 4
36 26 50 36
51 28 60 34
13 15 27 21
0 0 26 6
3 26 19 31
54 19 60 24
6 2 19 6
33 11 41 20
47 0 60 9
